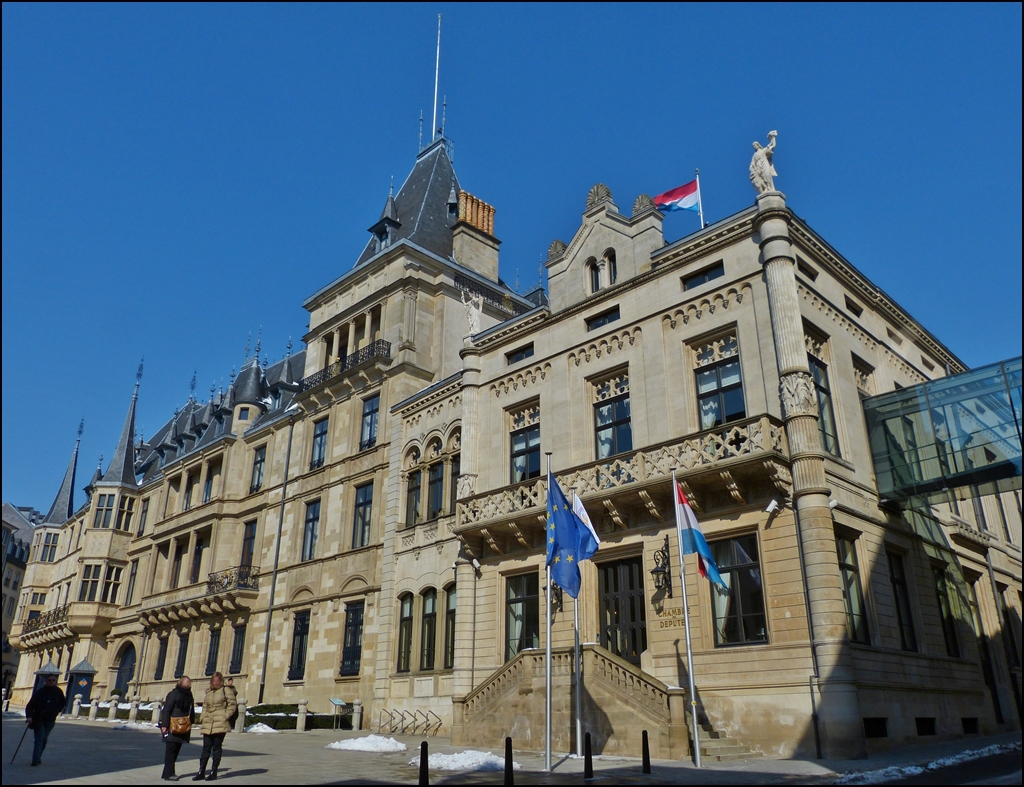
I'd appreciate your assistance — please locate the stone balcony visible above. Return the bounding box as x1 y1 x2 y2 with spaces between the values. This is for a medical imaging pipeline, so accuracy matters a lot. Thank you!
454 414 790 558
12 600 121 649
138 565 260 627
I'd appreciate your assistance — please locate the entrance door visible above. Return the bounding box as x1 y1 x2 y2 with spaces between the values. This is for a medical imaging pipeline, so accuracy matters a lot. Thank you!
598 557 647 665
114 644 136 696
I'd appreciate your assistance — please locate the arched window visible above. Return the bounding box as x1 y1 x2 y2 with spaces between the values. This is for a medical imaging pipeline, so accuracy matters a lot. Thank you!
588 258 600 293
114 643 137 695
397 594 414 672
605 250 617 286
420 588 437 671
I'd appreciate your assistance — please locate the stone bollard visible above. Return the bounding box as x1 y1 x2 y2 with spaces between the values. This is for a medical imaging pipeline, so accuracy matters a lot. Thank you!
235 698 247 733
297 699 308 732
88 702 99 721
72 694 83 720
108 699 118 722
129 699 139 724
154 699 163 726
352 699 363 731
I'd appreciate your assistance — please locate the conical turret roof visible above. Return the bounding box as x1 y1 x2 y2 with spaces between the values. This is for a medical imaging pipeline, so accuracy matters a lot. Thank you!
101 383 139 487
42 436 80 524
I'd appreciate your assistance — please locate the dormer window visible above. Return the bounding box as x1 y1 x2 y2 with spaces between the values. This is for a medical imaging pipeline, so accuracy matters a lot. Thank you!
375 227 389 253
158 450 167 469
215 416 225 435
271 390 282 410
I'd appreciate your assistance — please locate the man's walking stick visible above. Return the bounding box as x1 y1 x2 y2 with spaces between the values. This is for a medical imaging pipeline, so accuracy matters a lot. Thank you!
10 723 30 764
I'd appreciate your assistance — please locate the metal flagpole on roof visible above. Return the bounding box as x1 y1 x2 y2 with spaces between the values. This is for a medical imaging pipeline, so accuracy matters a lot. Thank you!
544 452 553 772
695 168 706 229
432 15 442 140
672 469 702 768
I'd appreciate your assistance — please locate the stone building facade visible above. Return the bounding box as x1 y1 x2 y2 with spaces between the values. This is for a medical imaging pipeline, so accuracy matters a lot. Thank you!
8 135 1022 759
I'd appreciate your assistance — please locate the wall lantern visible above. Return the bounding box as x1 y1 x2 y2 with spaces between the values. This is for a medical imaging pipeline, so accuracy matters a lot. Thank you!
650 534 673 597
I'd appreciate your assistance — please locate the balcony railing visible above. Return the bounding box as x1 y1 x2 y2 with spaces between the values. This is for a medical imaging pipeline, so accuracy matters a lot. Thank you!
301 340 392 392
22 604 69 634
457 414 787 529
207 565 260 595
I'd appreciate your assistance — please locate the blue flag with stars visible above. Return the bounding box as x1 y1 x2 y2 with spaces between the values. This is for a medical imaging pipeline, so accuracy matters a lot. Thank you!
546 472 593 598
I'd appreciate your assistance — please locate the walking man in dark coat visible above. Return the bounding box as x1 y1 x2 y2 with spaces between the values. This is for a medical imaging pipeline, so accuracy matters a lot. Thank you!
25 674 66 766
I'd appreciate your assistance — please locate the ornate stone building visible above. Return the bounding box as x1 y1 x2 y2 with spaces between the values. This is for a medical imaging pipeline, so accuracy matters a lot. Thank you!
8 134 1022 759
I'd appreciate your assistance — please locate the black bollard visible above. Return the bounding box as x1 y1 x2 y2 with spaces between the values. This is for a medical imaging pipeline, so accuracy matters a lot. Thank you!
642 729 651 774
419 740 429 787
584 732 594 780
504 736 514 787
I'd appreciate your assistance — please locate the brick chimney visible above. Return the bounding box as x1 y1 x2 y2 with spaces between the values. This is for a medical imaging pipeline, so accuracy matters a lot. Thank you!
453 191 500 282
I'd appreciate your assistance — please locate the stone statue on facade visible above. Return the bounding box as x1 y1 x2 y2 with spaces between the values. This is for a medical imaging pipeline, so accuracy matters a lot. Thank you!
749 130 779 194
461 289 483 336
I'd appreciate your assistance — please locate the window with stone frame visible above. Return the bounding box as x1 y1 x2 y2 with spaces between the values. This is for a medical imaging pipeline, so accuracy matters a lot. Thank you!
310 418 329 470
302 500 320 562
396 593 414 672
124 560 139 606
405 433 462 526
288 610 310 681
94 494 115 528
205 627 222 676
420 588 438 671
692 332 745 430
886 551 918 652
932 565 960 658
806 328 841 457
229 624 247 675
427 462 445 520
835 532 870 644
709 534 767 646
154 637 169 680
360 394 380 451
41 533 59 562
509 402 541 484
79 564 101 602
587 257 600 293
250 446 266 493
114 496 135 531
137 498 150 537
340 601 364 676
352 482 373 549
405 449 422 527
174 632 189 679
592 369 632 459
100 565 123 604
241 521 257 567
505 572 540 661
444 585 457 669
852 355 875 400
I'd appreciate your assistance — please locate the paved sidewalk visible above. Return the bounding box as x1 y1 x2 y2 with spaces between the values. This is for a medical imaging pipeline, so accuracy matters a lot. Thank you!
2 717 1020 785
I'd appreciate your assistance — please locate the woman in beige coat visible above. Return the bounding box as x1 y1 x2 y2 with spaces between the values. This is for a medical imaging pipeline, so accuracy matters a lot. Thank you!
192 672 237 781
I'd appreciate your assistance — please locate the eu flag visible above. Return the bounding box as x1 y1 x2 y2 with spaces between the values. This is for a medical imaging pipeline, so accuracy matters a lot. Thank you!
546 472 589 598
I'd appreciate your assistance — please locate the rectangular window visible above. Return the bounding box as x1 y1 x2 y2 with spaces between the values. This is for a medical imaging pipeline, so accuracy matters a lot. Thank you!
710 535 767 645
696 358 745 429
310 419 329 470
100 565 123 604
190 537 206 585
137 499 150 537
154 637 169 681
887 551 918 651
288 611 310 681
170 543 185 590
241 521 257 568
506 344 535 365
183 477 194 511
427 464 444 520
971 489 988 531
94 495 115 528
41 533 59 562
595 394 632 459
845 296 864 318
250 446 266 494
933 566 960 658
999 586 1020 668
421 590 437 671
205 628 221 676
302 501 320 562
174 633 189 679
360 395 380 451
585 306 620 332
449 455 461 513
352 483 373 549
809 355 841 456
124 560 139 606
229 624 246 675
203 473 213 504
835 534 870 644
79 564 101 602
506 573 540 661
682 261 725 291
238 407 250 421
115 497 135 531
444 587 457 669
340 601 365 677
510 425 541 484
396 595 413 672
406 470 421 527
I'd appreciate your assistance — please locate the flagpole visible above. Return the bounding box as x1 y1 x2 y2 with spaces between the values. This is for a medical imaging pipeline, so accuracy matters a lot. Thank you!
695 168 706 229
672 469 702 768
574 585 582 758
545 453 553 773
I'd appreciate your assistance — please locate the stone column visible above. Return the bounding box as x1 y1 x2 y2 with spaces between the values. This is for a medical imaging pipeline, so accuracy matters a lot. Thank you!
363 310 373 349
297 698 308 732
457 345 482 502
352 699 363 731
335 326 345 363
451 559 477 697
235 697 247 733
347 321 357 360
164 537 177 592
186 531 198 585
198 461 209 504
754 190 864 758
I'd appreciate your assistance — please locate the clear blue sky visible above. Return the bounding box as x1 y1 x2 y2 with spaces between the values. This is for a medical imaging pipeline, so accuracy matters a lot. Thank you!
3 4 1021 513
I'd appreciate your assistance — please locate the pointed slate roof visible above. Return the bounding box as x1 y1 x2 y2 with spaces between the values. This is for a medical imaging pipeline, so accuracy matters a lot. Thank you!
355 138 461 266
42 437 80 524
101 383 139 487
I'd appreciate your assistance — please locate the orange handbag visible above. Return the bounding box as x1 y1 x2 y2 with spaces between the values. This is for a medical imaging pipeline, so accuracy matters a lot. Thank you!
169 715 191 735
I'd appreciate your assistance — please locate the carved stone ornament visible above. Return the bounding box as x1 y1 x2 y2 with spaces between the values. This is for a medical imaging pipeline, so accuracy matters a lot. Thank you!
632 194 656 216
586 183 613 210
750 130 778 194
547 239 567 261
779 371 818 418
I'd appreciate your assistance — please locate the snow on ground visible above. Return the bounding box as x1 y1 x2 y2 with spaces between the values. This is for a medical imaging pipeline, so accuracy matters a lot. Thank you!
833 741 1022 785
244 722 280 734
408 750 521 772
3 710 26 717
327 735 407 753
113 722 160 731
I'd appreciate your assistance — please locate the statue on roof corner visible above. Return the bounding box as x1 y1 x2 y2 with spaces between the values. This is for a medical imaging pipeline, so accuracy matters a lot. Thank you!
461 288 483 336
750 130 778 194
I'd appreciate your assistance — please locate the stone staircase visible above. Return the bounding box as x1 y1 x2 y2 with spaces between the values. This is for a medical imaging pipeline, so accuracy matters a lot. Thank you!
688 712 763 761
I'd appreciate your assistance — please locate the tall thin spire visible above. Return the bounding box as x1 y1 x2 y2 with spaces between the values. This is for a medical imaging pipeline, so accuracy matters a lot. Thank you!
101 370 141 487
432 14 442 140
43 423 83 524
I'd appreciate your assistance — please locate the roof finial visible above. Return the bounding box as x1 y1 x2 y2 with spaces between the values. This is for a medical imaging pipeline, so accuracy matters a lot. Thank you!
418 110 423 151
244 332 251 359
77 418 85 441
441 95 447 137
432 14 442 141
98 454 104 469
210 382 216 401
255 325 262 358
230 366 236 382
189 370 197 401
389 176 394 197
136 357 144 386
286 337 293 357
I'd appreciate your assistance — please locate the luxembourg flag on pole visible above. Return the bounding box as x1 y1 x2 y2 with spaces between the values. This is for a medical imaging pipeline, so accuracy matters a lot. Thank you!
653 179 700 213
673 477 726 587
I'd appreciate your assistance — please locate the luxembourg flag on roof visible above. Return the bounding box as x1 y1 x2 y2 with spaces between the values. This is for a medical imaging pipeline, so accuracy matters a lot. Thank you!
653 179 699 213
673 478 726 587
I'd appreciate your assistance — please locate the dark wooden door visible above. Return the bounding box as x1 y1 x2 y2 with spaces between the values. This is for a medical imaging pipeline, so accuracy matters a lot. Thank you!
598 557 647 665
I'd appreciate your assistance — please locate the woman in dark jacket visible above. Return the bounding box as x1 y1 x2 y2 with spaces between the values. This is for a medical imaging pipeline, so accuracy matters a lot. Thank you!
159 676 195 781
